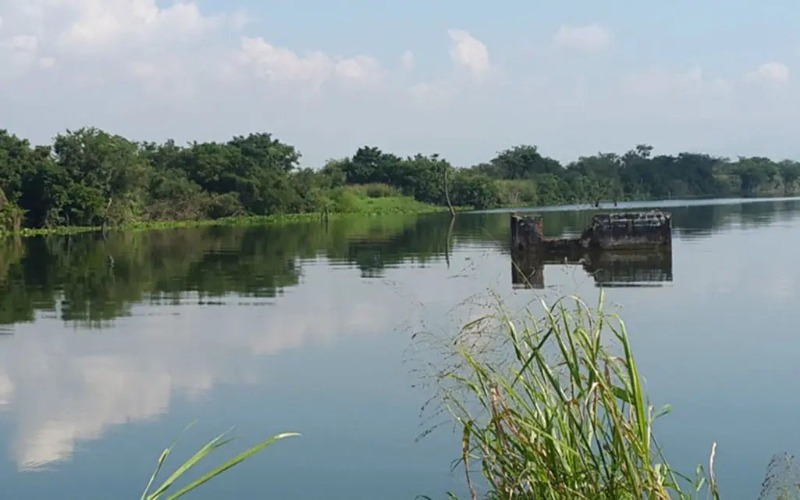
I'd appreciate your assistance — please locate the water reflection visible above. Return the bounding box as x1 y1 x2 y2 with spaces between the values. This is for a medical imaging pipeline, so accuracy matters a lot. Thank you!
0 198 798 495
0 216 452 327
0 273 403 472
0 199 796 327
511 248 673 288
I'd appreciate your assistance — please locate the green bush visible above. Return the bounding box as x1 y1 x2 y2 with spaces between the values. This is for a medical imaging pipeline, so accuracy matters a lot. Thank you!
204 193 245 219
362 183 399 198
0 201 24 233
330 187 359 213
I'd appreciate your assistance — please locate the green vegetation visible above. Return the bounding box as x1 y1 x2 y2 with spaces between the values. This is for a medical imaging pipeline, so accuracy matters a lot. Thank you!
327 183 446 215
142 423 298 500
1 200 794 328
439 293 719 499
3 128 799 236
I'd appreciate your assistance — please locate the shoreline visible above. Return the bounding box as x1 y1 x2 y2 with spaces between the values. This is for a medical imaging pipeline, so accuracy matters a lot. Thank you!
0 202 449 239
4 193 800 240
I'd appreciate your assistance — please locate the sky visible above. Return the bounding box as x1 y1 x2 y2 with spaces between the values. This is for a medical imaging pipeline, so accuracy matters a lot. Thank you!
1 0 800 168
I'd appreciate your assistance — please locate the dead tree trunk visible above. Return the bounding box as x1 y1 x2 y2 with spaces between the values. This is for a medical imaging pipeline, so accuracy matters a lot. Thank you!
102 197 113 235
444 215 455 268
443 167 456 218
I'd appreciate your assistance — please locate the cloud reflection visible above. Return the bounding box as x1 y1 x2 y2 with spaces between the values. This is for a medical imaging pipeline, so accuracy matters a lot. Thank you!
0 263 405 471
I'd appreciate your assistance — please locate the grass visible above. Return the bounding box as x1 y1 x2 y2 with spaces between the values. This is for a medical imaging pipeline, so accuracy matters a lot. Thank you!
0 192 447 239
141 422 299 500
0 214 324 239
345 193 445 215
329 185 450 215
437 292 720 499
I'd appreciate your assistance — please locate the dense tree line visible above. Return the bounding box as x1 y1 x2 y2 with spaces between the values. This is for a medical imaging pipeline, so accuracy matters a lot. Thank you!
2 128 800 233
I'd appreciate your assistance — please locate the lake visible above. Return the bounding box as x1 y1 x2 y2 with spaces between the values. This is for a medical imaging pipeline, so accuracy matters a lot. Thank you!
0 197 799 499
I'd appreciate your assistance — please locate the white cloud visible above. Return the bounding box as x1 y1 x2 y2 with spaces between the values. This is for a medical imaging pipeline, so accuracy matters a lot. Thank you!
38 56 55 69
0 0 223 88
60 0 216 53
408 81 450 106
0 1 799 169
236 36 382 90
554 24 612 53
622 66 706 96
614 66 737 123
621 66 732 100
334 55 383 86
0 34 40 78
447 29 490 77
745 62 790 85
5 35 37 53
238 37 332 86
125 57 196 98
405 30 494 108
228 8 250 31
401 50 415 71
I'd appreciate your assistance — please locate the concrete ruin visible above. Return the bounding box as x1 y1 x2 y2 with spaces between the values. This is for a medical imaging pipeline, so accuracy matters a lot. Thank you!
509 210 673 288
510 210 672 253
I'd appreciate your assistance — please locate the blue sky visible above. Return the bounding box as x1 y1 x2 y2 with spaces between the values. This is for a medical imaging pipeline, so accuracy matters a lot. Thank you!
1 0 799 167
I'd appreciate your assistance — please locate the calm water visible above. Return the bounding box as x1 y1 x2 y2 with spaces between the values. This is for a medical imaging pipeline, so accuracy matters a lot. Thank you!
1 198 799 499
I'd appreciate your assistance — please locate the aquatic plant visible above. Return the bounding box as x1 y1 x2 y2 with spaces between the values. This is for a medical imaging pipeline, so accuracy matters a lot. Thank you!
438 292 719 499
141 423 299 500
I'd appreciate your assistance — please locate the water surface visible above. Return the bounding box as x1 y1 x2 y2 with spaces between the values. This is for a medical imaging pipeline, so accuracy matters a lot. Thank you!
0 198 799 499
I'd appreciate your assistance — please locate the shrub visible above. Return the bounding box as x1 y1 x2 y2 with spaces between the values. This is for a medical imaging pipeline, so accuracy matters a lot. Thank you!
362 183 399 198
0 200 24 233
330 187 359 213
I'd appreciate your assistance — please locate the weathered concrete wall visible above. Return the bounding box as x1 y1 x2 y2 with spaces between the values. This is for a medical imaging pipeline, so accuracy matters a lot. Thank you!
510 210 673 289
583 211 671 249
511 211 671 253
510 214 544 251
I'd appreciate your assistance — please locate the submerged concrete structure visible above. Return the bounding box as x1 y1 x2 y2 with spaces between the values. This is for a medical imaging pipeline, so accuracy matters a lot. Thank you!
510 210 673 288
510 210 672 253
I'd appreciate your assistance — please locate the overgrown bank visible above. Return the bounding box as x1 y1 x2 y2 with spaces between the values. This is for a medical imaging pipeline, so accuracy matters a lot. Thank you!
3 128 800 236
1 185 445 238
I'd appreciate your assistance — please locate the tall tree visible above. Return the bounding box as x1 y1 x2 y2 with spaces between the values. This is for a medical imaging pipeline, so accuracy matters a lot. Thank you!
53 128 150 226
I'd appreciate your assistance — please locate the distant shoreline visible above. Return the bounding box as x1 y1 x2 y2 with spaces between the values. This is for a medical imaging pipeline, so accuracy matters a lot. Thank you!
0 197 447 239
5 193 800 240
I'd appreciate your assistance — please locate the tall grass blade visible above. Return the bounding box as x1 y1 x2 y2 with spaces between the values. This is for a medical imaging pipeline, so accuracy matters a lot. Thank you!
160 432 300 500
147 429 235 498
141 425 299 500
437 292 717 499
141 420 198 500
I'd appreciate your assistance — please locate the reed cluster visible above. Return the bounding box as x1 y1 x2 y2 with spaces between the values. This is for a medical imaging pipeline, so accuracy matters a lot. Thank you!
439 293 719 499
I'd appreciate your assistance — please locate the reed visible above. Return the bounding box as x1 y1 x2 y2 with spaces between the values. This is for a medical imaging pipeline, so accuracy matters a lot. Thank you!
439 292 719 499
141 422 299 500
